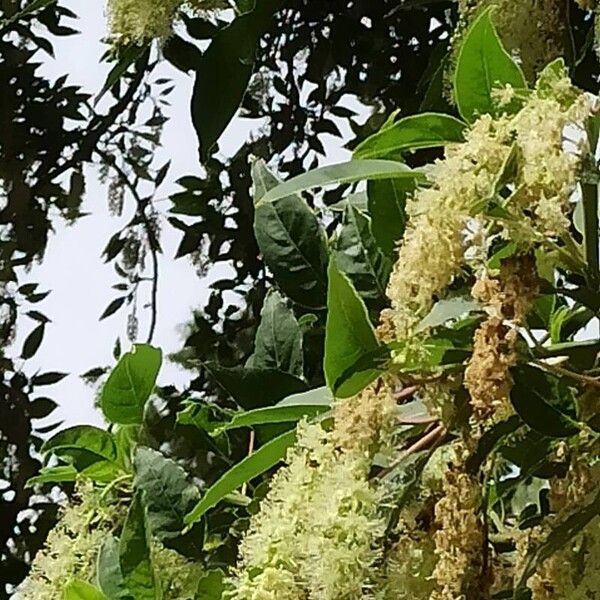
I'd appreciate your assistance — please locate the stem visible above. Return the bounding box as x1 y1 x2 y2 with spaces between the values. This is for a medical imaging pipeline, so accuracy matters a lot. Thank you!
97 150 159 344
532 360 600 389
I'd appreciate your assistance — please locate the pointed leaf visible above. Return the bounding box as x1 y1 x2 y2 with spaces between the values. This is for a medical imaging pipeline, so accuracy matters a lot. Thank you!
119 493 156 600
354 112 466 159
252 161 329 308
185 429 296 525
257 159 424 205
454 7 526 122
324 259 382 397
248 290 303 377
335 203 392 307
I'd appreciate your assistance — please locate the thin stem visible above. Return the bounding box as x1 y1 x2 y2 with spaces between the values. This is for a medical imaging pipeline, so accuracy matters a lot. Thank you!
532 360 600 389
241 430 256 497
97 149 159 344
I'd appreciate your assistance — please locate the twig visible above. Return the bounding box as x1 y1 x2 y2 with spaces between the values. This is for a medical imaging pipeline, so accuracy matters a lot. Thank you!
532 360 600 389
398 415 438 425
97 149 159 344
241 430 256 497
394 385 418 401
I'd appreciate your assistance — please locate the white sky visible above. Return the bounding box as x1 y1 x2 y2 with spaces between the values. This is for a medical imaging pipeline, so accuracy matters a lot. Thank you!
10 1 263 428
10 0 356 431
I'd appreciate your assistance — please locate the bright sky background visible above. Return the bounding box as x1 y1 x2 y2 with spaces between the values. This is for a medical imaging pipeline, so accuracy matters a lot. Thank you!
11 1 264 428
11 0 354 431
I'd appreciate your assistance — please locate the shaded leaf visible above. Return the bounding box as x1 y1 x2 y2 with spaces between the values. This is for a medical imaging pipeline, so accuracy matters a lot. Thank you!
248 290 303 377
324 259 382 398
134 447 204 557
119 493 156 600
335 204 392 308
253 160 329 308
185 429 296 525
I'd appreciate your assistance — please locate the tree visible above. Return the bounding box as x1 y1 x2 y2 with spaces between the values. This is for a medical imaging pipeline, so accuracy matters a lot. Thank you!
5 0 600 599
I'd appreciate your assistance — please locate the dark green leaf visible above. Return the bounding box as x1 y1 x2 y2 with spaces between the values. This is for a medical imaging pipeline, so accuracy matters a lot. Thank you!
454 7 526 122
324 259 382 398
335 204 392 307
203 363 307 410
101 344 162 425
28 397 57 418
21 323 45 359
367 177 416 256
354 112 466 159
32 371 68 386
100 297 127 320
247 290 303 377
253 160 329 308
192 0 281 158
185 429 296 525
511 366 580 438
134 447 203 557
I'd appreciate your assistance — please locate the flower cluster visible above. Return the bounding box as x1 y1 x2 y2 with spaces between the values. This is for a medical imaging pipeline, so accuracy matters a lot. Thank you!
229 419 387 600
17 483 118 599
465 257 538 424
106 0 225 44
388 62 588 341
518 437 600 599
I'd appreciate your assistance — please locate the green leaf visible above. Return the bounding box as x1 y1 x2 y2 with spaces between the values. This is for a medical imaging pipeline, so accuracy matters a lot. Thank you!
335 204 392 307
354 112 466 159
26 465 78 488
195 570 226 600
257 160 424 205
277 386 333 407
415 297 482 333
454 7 526 123
203 363 307 410
21 323 45 359
134 447 203 558
252 160 329 309
514 488 600 597
247 290 303 377
191 0 281 158
324 259 382 398
581 183 599 281
97 537 129 600
511 366 580 438
215 403 328 433
119 493 157 600
367 177 416 256
101 344 162 425
63 580 108 600
42 425 117 462
185 429 296 525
